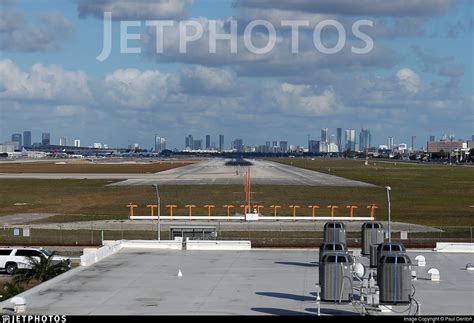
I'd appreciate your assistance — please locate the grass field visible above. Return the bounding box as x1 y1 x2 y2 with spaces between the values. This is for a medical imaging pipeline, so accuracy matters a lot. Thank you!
0 160 193 173
269 158 474 226
0 158 472 227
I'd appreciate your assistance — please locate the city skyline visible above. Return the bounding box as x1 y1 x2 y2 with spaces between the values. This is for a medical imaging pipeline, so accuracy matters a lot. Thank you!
4 127 470 152
0 1 472 150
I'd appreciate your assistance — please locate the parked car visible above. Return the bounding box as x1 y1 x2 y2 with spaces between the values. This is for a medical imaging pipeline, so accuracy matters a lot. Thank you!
0 247 71 275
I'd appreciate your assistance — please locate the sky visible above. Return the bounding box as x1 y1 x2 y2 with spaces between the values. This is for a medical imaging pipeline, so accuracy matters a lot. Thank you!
0 0 473 150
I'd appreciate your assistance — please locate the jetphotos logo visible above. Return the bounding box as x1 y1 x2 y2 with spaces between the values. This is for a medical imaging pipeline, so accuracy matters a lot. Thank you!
1 315 66 323
97 12 374 61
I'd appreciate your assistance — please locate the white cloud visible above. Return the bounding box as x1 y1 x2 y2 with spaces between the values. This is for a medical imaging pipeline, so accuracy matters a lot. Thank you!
0 9 72 52
0 59 91 103
269 83 341 117
396 68 421 93
234 0 455 17
99 68 176 108
179 65 241 96
75 0 192 20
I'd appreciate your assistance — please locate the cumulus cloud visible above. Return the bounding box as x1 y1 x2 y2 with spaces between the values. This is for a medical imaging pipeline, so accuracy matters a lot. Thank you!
1 59 470 149
98 68 176 108
234 0 455 17
0 9 72 52
273 83 341 116
179 65 242 96
142 17 399 77
396 68 421 93
75 0 192 20
0 59 91 103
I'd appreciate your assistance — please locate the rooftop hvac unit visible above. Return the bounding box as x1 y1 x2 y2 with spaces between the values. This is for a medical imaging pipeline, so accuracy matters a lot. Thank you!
319 242 347 264
377 253 412 304
361 222 385 255
376 243 406 267
319 252 354 302
323 221 346 245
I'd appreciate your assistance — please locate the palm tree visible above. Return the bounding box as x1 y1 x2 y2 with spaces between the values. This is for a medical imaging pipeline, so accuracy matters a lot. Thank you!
13 252 70 284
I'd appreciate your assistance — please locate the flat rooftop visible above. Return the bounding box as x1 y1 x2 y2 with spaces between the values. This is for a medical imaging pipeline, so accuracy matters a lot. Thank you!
4 249 473 315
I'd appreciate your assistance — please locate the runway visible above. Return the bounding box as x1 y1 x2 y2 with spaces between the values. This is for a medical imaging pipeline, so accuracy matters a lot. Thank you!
0 159 374 187
111 159 374 187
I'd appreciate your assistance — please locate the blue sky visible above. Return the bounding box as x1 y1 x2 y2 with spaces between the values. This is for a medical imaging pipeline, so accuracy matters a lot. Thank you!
0 0 472 150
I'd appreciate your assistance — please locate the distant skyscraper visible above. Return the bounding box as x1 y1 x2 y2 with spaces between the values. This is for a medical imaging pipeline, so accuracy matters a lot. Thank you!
219 135 224 151
155 136 166 153
23 131 31 147
186 134 194 150
193 139 202 150
411 136 416 152
279 141 288 153
429 135 435 142
321 128 328 142
336 128 342 151
266 141 270 147
388 137 394 150
345 129 356 151
74 139 81 147
233 139 243 152
308 140 320 153
359 128 371 151
272 141 277 147
42 132 50 146
59 137 67 146
11 134 22 147
206 135 211 149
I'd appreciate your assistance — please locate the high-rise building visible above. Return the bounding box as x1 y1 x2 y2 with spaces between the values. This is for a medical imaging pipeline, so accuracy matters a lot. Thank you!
279 141 288 153
59 137 67 146
308 140 320 153
266 141 270 148
155 136 166 153
388 136 394 150
359 128 371 151
42 132 50 146
185 134 194 150
233 139 243 152
321 128 328 143
345 129 356 151
23 131 31 147
411 136 416 152
193 139 202 150
11 134 22 148
206 135 211 149
219 135 224 151
74 139 81 147
429 135 435 142
336 128 342 151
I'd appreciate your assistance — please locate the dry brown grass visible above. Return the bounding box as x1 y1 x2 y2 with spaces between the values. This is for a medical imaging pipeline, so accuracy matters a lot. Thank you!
0 160 194 173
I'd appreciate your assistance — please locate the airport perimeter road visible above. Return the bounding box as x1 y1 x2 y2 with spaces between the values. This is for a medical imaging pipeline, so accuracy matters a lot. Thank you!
111 159 375 186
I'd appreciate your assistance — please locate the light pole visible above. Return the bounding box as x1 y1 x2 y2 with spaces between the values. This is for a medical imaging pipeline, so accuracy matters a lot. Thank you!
153 184 160 241
385 186 391 243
